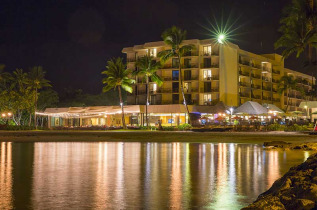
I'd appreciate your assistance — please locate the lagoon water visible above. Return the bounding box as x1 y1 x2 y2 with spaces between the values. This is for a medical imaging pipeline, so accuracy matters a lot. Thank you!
0 142 311 209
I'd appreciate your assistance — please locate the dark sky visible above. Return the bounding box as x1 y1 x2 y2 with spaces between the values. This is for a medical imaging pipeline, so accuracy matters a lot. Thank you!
1 0 301 94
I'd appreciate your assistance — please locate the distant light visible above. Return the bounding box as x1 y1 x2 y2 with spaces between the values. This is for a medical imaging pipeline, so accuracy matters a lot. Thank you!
1 113 6 117
7 112 12 116
218 34 225 44
120 103 123 106
304 105 308 109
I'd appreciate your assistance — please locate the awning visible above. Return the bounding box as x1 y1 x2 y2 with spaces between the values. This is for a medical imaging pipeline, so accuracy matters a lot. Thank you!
234 101 268 115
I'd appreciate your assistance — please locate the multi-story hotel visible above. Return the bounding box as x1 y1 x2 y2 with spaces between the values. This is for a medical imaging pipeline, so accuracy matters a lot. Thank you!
122 39 315 111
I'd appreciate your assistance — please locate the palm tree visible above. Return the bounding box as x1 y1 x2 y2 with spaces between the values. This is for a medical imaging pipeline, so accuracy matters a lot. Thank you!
28 66 51 129
275 0 317 91
158 26 195 122
278 75 304 112
102 57 135 129
134 55 163 128
275 0 316 59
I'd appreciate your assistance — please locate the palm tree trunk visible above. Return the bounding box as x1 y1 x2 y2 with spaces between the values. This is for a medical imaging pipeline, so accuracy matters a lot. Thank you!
178 55 190 124
146 75 149 129
34 88 37 129
29 112 32 126
118 86 126 129
286 89 290 112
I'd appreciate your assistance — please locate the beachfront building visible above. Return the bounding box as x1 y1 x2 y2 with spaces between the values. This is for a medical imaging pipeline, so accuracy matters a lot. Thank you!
40 103 228 128
122 39 315 112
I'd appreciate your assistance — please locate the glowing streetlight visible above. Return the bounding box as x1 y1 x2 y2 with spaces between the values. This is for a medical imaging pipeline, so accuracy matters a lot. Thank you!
1 113 6 117
217 33 226 44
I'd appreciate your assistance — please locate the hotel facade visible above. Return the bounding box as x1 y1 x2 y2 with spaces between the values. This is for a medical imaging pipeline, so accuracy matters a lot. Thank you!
123 39 315 112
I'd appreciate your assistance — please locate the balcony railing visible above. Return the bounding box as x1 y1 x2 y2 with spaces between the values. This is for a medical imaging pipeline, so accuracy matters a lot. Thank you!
251 74 261 79
239 93 250 97
239 71 250 77
252 95 261 99
183 76 199 81
272 79 280 83
262 67 271 73
162 76 172 81
262 96 272 101
273 98 280 102
239 60 250 66
183 64 199 69
201 63 219 68
272 69 280 74
262 77 271 82
200 51 219 56
183 51 199 56
239 82 249 87
184 88 199 93
262 86 271 91
251 84 261 89
127 57 136 62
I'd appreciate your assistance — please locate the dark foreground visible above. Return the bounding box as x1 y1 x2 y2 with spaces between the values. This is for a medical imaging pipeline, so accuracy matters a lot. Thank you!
243 152 317 209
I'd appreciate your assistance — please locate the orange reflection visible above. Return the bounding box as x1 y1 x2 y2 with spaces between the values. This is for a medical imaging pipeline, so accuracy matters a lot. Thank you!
0 142 12 209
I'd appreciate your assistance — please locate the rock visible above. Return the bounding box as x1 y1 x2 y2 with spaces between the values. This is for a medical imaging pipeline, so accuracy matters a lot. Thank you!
287 199 315 210
243 153 317 209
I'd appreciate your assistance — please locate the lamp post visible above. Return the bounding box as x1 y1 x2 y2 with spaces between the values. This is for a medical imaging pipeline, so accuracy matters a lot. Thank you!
1 112 12 125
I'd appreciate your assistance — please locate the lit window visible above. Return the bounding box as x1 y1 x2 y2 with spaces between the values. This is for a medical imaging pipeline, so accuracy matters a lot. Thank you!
203 46 212 56
152 83 157 91
150 48 157 57
204 94 212 102
203 70 212 80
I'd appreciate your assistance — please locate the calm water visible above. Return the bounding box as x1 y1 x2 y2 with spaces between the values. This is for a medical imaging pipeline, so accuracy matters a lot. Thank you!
0 142 311 209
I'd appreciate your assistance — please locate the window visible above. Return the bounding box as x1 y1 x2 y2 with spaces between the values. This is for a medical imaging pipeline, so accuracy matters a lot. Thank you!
184 58 191 68
172 82 179 93
172 70 179 81
172 58 179 68
172 94 179 104
204 82 211 92
203 94 212 104
184 82 191 93
184 70 191 80
203 70 212 80
203 46 212 56
203 58 211 68
149 48 157 57
150 83 157 93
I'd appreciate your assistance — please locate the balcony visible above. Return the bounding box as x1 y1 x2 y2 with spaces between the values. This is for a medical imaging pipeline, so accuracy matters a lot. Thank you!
211 88 219 92
273 98 280 102
239 71 250 77
262 77 271 82
182 64 199 69
262 86 271 91
272 78 280 83
200 51 219 56
162 76 172 81
239 60 250 66
137 90 146 95
251 84 261 89
184 88 199 93
183 51 199 57
272 69 280 74
127 57 136 62
262 67 271 73
251 74 261 79
239 92 250 98
183 76 199 81
201 63 219 68
252 95 261 99
239 82 249 87
157 88 172 93
262 96 272 101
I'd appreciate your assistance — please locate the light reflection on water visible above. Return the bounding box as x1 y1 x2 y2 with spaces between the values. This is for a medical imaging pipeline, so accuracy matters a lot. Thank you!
0 142 311 209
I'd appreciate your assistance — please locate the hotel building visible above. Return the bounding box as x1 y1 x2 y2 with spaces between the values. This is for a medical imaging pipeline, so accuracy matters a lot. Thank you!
122 39 315 112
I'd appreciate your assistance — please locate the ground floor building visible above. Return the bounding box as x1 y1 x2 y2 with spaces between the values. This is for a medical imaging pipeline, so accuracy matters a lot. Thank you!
40 104 227 128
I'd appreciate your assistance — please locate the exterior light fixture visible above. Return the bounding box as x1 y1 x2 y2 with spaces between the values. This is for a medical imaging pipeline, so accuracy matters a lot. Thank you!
120 103 123 106
217 34 225 44
7 112 12 116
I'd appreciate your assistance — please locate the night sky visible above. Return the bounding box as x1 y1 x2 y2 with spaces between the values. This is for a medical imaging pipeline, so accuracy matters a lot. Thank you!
1 0 300 94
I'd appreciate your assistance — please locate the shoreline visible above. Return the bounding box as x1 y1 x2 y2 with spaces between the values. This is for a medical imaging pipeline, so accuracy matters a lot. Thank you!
1 130 317 143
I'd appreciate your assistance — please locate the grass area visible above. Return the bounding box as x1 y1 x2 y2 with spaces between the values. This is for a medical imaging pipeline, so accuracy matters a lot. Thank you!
1 130 317 144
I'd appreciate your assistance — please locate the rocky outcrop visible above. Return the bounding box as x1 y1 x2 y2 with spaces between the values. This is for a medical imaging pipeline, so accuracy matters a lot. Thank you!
264 141 317 151
242 153 317 210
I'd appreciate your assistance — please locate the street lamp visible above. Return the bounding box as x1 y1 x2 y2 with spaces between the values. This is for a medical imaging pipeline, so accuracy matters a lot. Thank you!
217 34 226 44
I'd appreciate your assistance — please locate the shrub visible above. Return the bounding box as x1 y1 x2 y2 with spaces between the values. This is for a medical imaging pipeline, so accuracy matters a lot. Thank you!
177 123 192 131
0 125 37 130
162 126 175 131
